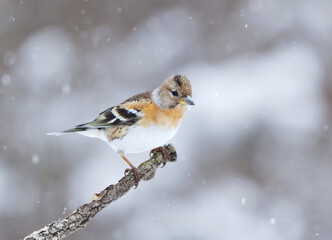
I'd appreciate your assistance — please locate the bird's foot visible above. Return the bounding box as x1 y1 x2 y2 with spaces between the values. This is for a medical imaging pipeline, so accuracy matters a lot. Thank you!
124 166 140 188
150 146 170 167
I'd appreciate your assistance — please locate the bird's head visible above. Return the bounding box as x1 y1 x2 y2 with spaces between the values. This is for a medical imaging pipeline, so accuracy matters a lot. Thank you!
152 75 194 109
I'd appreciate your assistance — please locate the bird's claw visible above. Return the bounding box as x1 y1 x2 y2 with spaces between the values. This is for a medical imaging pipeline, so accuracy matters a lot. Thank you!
124 167 140 188
150 146 169 168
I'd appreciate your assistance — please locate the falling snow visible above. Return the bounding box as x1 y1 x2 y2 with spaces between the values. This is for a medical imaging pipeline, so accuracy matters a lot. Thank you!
31 154 40 164
1 74 11 86
9 16 15 22
62 83 71 94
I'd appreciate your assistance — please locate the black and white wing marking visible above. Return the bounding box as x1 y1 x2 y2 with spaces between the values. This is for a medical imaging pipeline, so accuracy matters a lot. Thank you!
77 106 141 128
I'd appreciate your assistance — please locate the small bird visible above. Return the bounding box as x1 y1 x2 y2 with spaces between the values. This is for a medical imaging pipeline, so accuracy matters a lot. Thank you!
48 75 194 186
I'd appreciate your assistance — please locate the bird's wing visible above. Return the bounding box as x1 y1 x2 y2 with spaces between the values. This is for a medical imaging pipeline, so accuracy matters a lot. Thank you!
77 91 152 129
77 106 142 128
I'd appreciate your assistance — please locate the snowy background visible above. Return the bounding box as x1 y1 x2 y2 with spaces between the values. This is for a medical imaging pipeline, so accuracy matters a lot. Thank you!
1 0 332 239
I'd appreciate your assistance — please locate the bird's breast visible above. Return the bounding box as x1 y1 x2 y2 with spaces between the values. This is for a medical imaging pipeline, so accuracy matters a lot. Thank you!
140 103 185 129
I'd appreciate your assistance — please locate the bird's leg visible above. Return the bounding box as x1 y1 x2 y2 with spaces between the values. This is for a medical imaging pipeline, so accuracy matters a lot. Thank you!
118 153 140 187
150 146 170 167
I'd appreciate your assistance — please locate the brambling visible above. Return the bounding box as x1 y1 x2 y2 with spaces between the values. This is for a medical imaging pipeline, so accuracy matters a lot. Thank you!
49 75 194 186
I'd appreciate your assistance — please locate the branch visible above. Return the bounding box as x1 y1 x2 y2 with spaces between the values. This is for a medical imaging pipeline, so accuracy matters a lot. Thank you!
23 144 177 240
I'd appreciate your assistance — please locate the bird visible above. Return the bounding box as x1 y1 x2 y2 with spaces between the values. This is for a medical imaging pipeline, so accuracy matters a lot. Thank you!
48 74 194 187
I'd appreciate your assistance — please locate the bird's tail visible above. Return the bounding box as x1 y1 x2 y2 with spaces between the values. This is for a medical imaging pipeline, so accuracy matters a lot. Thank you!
47 127 88 136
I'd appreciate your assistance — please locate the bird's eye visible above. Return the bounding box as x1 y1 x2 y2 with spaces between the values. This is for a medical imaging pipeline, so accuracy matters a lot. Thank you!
171 91 179 96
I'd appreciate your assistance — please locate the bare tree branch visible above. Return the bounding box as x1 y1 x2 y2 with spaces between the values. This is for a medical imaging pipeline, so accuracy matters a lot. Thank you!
23 144 177 240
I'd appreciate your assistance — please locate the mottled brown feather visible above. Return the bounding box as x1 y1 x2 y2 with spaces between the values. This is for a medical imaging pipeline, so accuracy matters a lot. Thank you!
105 126 129 141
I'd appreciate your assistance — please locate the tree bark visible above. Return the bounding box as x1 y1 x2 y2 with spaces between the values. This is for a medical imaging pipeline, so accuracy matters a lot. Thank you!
23 144 177 240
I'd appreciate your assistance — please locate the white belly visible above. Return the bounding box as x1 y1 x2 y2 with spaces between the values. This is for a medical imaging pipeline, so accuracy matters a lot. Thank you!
108 124 181 153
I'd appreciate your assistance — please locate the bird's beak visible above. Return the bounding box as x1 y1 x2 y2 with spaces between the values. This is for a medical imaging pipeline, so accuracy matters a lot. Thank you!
181 96 195 105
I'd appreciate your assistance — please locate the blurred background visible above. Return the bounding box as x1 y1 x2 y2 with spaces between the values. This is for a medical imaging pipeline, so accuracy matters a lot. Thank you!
0 0 331 239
